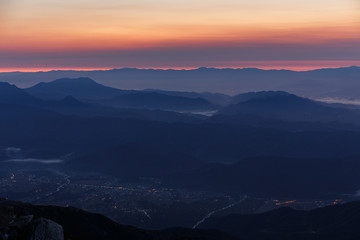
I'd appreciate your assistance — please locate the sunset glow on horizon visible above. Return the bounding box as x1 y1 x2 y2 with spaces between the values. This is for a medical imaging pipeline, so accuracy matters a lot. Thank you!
1 60 360 73
0 0 359 71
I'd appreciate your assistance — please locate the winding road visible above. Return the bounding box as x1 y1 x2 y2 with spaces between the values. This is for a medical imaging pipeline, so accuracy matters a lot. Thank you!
192 195 247 229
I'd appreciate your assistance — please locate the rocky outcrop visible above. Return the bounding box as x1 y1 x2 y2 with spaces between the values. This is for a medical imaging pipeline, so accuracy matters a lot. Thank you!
0 212 63 240
26 218 63 240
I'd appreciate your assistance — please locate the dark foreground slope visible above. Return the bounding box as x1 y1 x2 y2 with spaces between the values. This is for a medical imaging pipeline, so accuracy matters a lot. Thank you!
200 200 360 240
0 198 238 240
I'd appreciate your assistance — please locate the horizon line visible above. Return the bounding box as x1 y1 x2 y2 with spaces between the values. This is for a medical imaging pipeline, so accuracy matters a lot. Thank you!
0 65 359 74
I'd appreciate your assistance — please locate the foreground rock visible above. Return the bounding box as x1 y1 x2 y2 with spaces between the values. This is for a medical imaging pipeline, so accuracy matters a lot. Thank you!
27 218 64 240
0 210 64 240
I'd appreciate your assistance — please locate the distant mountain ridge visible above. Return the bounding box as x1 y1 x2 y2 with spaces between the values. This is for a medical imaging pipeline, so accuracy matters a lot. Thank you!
0 82 201 122
25 78 218 111
25 77 129 100
217 91 360 125
98 92 217 111
143 89 232 106
4 82 360 198
230 91 293 104
2 66 360 99
0 82 40 105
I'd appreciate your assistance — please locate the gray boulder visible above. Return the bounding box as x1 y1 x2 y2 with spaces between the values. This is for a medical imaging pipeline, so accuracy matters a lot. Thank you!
27 218 64 240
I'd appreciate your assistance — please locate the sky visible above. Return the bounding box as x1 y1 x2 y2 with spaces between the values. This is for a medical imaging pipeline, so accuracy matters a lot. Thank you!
0 0 359 71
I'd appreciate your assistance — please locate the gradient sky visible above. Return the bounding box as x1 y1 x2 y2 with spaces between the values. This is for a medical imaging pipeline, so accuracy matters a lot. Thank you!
0 0 359 71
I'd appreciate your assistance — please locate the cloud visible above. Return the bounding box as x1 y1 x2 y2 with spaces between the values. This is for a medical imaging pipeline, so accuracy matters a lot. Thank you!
354 190 360 197
5 147 22 153
5 158 64 164
4 147 22 158
317 98 360 106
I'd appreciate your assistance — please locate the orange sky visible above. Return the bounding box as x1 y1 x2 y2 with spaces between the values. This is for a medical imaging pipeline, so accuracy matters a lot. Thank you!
0 0 359 71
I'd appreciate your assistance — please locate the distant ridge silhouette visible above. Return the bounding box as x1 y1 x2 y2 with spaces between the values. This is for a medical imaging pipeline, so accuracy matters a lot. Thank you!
2 66 359 99
26 77 128 100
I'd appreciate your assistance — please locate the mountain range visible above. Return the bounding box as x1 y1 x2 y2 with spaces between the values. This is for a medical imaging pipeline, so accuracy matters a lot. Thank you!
5 77 360 124
2 67 360 100
2 75 360 237
2 78 360 198
25 77 218 112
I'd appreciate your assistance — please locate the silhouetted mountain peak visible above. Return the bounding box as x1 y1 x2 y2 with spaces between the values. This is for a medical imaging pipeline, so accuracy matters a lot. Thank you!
0 81 23 92
34 77 98 89
0 82 38 104
52 77 96 85
26 77 125 100
217 92 352 123
231 91 294 104
243 92 312 105
228 91 312 107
